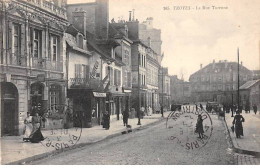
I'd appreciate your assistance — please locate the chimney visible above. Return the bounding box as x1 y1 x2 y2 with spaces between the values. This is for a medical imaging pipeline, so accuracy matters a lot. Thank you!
95 0 109 39
132 9 135 21
212 59 215 69
147 37 151 47
129 11 132 21
241 61 243 66
200 64 203 69
72 10 87 36
224 60 228 68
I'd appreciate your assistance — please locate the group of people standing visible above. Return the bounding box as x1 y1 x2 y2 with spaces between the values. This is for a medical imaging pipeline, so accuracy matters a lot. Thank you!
23 112 45 143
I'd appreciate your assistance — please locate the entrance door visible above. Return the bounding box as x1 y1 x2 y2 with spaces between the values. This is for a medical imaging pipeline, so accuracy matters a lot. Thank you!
1 82 18 136
2 101 16 135
31 83 44 116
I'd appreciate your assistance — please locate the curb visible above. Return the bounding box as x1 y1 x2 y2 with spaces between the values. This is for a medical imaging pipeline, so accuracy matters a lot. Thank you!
7 117 165 165
223 117 260 158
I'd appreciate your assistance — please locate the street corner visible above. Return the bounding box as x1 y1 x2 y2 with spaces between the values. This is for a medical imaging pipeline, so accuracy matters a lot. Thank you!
165 109 213 151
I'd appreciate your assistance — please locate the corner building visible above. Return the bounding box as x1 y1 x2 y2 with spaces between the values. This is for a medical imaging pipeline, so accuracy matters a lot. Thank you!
0 0 68 135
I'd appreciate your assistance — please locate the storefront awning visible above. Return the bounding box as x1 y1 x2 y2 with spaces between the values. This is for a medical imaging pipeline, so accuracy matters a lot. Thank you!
93 92 106 97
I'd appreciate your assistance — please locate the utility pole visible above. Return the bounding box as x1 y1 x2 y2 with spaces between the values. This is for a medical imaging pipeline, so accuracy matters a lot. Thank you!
161 66 164 117
137 52 141 125
237 48 240 113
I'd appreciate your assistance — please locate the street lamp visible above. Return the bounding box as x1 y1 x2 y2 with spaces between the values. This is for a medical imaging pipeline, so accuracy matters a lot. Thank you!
237 48 240 114
137 52 141 125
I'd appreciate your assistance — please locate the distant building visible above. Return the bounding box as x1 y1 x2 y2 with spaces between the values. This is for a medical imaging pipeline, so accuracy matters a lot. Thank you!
189 60 253 105
240 79 260 110
170 75 191 104
159 67 171 110
252 70 260 80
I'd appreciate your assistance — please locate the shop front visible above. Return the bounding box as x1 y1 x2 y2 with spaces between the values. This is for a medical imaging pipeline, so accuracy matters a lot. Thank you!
67 88 106 128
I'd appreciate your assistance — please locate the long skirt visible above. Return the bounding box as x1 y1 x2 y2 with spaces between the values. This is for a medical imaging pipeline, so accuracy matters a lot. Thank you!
235 123 244 137
23 123 33 138
30 123 44 143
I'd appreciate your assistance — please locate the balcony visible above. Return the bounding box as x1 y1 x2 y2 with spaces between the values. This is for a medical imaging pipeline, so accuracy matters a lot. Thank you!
32 58 63 71
10 54 26 66
69 78 102 90
22 0 67 19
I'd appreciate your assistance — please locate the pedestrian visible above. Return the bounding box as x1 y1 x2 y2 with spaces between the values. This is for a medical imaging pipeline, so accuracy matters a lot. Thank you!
123 110 129 126
171 104 175 112
23 112 33 142
29 112 44 143
141 106 145 118
161 105 164 117
148 106 152 116
103 111 110 130
195 114 204 139
195 104 198 112
232 111 245 138
245 102 250 113
253 104 257 115
200 103 203 111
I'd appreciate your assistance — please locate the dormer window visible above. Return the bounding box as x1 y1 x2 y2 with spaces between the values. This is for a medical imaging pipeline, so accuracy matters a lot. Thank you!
77 34 84 49
124 25 128 37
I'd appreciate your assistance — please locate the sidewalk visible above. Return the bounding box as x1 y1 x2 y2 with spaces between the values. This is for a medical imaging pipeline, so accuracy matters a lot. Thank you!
0 111 170 165
225 111 260 157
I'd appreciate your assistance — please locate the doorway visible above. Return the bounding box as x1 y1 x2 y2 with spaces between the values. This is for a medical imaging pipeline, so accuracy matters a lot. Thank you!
1 82 19 136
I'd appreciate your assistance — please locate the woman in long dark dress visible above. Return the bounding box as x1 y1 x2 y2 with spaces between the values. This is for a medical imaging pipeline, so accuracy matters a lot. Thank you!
30 112 44 143
123 110 129 126
195 114 204 139
103 111 110 130
232 112 245 138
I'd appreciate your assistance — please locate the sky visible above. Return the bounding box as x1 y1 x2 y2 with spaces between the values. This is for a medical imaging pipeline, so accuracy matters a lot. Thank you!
67 0 260 81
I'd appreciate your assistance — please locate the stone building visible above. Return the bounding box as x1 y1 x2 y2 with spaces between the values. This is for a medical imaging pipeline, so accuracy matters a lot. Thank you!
65 24 113 128
159 67 171 110
109 23 133 119
67 0 127 121
146 47 160 113
239 79 260 110
189 60 253 105
0 0 68 135
169 75 191 104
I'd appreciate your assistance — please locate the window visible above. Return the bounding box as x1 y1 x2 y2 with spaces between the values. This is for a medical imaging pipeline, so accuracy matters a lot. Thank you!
52 36 58 61
32 29 41 58
110 68 114 86
50 85 60 112
82 65 90 79
114 69 118 85
127 72 131 87
78 35 83 49
75 64 82 78
13 24 21 64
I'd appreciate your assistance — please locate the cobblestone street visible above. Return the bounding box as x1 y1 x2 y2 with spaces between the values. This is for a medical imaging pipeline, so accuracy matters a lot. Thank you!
31 113 241 165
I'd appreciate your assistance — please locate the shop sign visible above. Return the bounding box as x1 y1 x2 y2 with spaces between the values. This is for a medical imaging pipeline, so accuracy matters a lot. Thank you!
93 92 106 97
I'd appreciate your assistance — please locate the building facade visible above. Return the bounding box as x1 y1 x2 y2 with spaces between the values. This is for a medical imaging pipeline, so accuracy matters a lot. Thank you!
67 0 127 121
0 0 68 135
159 67 171 110
239 79 260 110
170 75 191 104
189 60 253 105
146 48 160 113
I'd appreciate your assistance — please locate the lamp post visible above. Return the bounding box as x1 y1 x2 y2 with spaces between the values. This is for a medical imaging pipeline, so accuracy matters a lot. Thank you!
161 66 164 117
237 48 240 113
137 52 141 125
